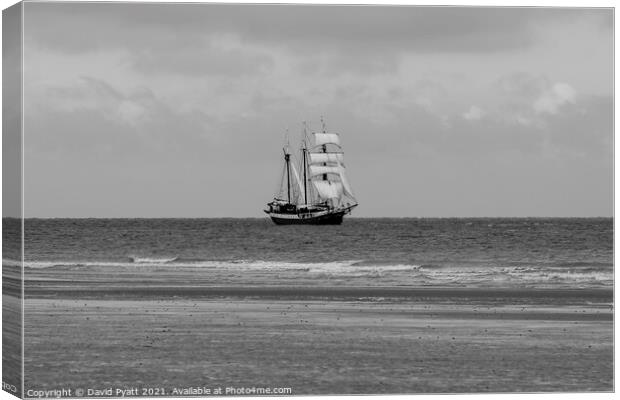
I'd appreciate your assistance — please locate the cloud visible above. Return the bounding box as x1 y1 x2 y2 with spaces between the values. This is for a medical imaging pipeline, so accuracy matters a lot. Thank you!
128 36 275 77
23 3 612 81
493 73 580 124
496 72 549 98
533 83 577 114
43 76 154 127
462 105 485 120
27 76 214 160
514 115 533 126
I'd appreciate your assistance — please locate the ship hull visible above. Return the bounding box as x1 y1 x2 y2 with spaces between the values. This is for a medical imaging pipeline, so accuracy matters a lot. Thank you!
268 210 346 225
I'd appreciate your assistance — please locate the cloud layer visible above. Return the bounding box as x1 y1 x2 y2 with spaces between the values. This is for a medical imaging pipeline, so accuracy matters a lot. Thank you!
20 3 613 217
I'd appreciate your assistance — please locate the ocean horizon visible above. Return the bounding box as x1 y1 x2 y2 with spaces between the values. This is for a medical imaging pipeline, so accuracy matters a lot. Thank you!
9 216 614 219
3 217 610 291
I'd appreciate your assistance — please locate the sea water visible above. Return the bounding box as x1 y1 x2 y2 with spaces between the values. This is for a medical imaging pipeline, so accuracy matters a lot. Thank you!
14 218 613 289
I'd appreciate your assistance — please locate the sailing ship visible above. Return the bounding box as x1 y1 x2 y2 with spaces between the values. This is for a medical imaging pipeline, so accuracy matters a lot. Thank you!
265 119 358 225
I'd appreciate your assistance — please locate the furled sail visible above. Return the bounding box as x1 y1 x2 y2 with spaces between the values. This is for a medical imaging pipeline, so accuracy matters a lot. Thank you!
312 180 343 199
309 165 340 178
308 152 344 164
313 132 341 147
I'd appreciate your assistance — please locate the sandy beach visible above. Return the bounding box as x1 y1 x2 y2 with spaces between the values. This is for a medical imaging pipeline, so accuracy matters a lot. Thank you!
23 286 613 394
3 294 22 397
3 259 23 397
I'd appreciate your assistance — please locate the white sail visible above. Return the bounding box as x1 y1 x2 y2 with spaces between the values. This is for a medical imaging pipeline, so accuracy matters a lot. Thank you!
313 132 341 147
309 165 340 178
337 161 355 199
290 162 305 202
309 152 344 164
312 180 343 199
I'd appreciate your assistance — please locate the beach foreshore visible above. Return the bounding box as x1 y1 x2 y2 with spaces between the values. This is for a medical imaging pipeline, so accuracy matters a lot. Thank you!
24 283 613 301
3 294 22 398
22 285 613 394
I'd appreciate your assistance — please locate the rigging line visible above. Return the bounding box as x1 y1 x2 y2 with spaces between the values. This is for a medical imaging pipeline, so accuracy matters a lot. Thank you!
274 159 286 201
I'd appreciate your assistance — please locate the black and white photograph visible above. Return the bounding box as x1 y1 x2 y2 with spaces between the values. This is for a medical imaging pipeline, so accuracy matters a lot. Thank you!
1 1 614 397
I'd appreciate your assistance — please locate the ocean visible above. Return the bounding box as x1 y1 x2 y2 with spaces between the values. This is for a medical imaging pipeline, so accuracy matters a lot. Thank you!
19 217 612 290
5 217 613 394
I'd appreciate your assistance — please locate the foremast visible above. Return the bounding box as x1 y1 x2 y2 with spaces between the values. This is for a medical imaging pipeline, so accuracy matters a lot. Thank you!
284 149 291 203
277 136 305 206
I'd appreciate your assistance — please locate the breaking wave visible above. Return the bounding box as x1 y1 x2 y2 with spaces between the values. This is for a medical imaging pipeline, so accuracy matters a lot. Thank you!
18 257 612 288
2 258 22 267
128 256 179 263
22 258 419 272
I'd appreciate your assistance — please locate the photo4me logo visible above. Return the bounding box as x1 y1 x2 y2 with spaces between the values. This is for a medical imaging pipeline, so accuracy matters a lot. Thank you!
224 387 292 395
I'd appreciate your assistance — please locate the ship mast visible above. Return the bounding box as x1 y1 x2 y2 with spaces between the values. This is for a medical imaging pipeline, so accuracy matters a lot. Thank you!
284 150 291 203
321 116 328 184
302 122 308 205
283 129 291 204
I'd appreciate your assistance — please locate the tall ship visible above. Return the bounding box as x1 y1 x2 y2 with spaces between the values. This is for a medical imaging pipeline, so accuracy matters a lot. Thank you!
265 119 358 225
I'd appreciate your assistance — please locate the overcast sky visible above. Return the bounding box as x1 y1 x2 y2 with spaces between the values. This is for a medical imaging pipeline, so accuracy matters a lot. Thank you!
17 3 613 217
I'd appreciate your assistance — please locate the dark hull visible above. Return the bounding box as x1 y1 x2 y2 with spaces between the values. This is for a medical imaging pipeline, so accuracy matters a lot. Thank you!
270 211 345 225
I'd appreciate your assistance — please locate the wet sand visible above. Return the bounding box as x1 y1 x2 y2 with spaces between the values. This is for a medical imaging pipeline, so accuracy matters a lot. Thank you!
23 286 613 394
3 261 23 397
3 294 22 398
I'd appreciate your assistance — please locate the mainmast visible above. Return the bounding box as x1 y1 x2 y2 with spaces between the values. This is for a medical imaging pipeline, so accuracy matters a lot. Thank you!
302 122 308 205
321 116 328 182
284 150 291 203
283 129 292 204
